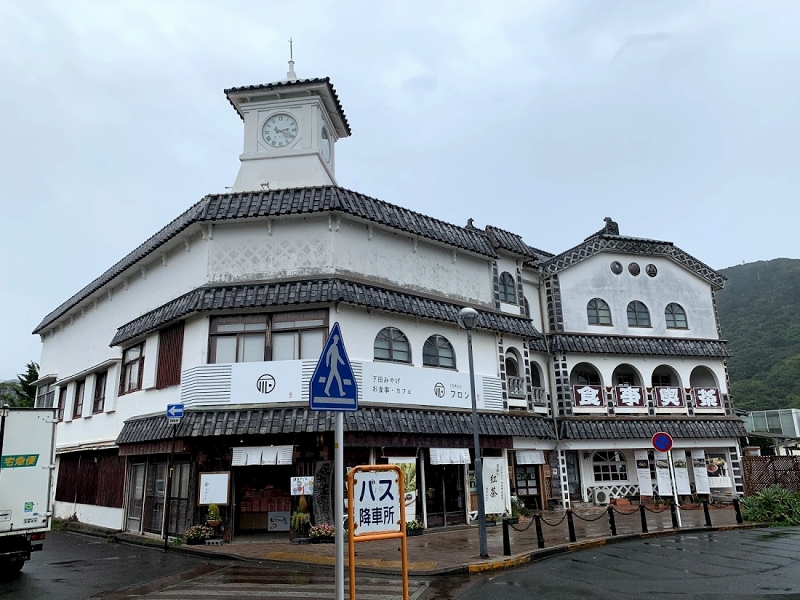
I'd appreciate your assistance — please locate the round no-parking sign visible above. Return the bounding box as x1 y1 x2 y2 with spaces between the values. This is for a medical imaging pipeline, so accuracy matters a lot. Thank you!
651 431 673 452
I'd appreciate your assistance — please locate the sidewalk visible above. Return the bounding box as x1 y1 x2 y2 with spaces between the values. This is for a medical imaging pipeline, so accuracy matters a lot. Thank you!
114 504 758 576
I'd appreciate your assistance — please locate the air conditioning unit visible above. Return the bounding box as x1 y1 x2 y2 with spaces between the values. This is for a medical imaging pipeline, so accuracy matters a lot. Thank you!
593 488 612 506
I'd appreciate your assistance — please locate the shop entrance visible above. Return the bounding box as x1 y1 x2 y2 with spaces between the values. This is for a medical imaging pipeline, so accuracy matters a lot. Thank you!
424 462 466 528
127 459 191 536
565 451 582 500
234 466 292 535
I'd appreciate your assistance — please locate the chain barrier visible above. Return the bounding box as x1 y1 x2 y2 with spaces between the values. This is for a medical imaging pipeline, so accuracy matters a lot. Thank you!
642 504 671 513
680 503 703 511
609 506 640 516
509 516 535 533
539 512 568 527
570 509 609 522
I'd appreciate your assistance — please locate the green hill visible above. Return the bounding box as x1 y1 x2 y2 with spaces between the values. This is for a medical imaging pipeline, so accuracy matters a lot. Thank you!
716 258 800 411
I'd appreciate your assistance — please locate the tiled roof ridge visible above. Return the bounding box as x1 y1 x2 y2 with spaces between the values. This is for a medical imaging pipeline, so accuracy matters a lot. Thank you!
541 233 726 289
559 418 746 440
484 224 555 260
548 332 729 357
33 198 209 334
110 277 545 347
223 77 352 136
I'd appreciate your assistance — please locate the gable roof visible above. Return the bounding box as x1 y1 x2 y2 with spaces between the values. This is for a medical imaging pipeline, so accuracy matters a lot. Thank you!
484 225 553 262
541 233 726 290
110 278 547 348
33 186 499 335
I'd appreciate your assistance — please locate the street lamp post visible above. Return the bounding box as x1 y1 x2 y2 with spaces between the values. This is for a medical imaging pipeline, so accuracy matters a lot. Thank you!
458 307 489 558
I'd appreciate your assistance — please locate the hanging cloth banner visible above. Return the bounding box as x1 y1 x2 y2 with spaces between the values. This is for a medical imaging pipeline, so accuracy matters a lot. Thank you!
634 450 653 496
691 449 711 494
672 450 692 495
388 457 418 523
482 457 509 515
654 451 673 496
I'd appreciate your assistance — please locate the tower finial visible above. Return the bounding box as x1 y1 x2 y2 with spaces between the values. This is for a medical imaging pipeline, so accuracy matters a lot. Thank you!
287 37 297 81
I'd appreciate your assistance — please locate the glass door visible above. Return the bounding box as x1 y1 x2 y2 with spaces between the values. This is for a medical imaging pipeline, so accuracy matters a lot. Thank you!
126 463 145 532
565 451 582 499
167 463 191 536
424 464 466 527
143 462 167 534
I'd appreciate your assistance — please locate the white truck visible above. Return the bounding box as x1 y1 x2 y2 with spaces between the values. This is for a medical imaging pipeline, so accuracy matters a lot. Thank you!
0 407 57 574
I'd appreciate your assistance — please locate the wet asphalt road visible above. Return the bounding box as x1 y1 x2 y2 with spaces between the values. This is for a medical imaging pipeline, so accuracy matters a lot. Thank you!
460 528 800 600
0 531 210 600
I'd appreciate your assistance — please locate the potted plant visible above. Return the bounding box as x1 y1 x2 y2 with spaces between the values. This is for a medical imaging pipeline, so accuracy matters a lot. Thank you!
309 523 336 543
206 503 222 527
485 515 498 527
405 520 424 536
183 524 213 545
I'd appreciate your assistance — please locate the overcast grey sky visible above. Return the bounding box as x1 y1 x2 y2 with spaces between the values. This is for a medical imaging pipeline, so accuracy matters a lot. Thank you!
1 0 798 380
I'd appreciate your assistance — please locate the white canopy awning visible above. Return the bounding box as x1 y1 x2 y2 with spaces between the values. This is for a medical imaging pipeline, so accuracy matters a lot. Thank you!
232 445 294 466
429 448 471 465
515 450 545 465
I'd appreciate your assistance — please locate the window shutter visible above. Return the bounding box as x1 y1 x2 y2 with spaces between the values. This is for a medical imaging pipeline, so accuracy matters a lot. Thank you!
156 322 185 390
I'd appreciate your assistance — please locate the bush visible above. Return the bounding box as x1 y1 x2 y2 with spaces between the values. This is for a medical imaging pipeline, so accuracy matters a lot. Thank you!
741 485 800 526
183 524 214 541
405 520 423 531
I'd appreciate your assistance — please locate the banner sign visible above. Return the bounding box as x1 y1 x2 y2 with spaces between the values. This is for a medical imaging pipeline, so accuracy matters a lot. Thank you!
482 457 509 514
634 450 653 496
654 452 673 496
691 449 710 494
705 453 732 488
672 450 692 495
388 457 418 523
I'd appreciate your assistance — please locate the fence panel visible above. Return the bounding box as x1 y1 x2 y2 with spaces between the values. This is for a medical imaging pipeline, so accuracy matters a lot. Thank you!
743 456 800 495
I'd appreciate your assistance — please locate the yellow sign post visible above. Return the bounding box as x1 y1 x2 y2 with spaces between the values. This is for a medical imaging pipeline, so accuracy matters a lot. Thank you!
347 464 408 600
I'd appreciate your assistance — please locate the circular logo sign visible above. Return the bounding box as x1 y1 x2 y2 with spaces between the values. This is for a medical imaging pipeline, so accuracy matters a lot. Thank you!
651 431 673 453
256 374 276 394
434 383 445 399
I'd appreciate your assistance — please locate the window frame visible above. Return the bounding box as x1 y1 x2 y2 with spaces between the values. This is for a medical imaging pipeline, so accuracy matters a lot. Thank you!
592 450 629 482
93 370 107 414
119 343 145 396
626 301 651 328
57 387 66 422
373 327 412 364
587 298 612 326
72 379 85 419
422 335 456 369
498 272 517 304
665 303 688 329
36 383 55 408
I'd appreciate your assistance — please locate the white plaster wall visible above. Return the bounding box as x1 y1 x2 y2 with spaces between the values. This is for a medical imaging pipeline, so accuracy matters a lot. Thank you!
38 231 209 383
557 253 719 339
561 353 728 393
207 217 335 283
333 305 500 378
182 315 210 370
53 501 124 530
522 281 544 332
334 219 493 306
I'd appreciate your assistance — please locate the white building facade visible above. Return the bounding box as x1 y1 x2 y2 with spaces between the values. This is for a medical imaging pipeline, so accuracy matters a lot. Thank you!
32 71 743 537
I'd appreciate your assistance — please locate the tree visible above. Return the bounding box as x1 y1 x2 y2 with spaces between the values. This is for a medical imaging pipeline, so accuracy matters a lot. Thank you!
0 362 39 408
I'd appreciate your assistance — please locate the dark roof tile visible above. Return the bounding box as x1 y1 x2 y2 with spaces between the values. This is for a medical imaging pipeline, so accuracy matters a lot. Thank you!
548 334 729 358
560 418 745 440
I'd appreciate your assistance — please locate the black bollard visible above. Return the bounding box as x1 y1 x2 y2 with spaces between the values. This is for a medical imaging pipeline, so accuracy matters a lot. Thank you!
670 502 679 529
733 498 743 524
607 505 617 536
567 509 576 543
639 503 648 533
702 500 712 527
534 514 545 549
502 517 511 556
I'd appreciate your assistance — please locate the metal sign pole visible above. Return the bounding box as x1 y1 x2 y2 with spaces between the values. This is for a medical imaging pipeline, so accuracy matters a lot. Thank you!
163 422 177 553
667 450 682 527
335 411 344 600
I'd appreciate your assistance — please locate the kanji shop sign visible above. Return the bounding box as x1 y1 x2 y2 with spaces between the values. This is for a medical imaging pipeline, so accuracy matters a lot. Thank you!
1 454 39 469
350 466 402 536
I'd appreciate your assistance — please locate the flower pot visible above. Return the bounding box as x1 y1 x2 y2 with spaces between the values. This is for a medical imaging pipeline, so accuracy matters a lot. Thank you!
311 537 335 544
186 538 205 545
406 528 423 536
206 519 222 527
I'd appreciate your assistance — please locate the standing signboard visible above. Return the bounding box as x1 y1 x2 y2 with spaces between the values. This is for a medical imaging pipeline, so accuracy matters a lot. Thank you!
348 465 408 600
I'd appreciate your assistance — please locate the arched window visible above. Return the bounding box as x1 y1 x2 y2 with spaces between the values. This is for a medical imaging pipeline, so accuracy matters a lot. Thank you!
592 451 628 482
524 297 531 318
626 301 651 327
374 327 411 364
423 335 456 369
665 303 688 329
505 349 525 398
587 298 612 325
498 272 517 303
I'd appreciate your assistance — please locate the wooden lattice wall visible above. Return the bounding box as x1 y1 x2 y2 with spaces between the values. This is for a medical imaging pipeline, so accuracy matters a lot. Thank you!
742 456 800 495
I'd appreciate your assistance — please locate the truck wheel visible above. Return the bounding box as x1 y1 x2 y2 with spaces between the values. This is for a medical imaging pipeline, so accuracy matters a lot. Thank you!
0 561 24 576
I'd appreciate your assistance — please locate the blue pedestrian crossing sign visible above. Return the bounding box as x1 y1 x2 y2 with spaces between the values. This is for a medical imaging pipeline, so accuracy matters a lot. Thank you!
309 322 358 411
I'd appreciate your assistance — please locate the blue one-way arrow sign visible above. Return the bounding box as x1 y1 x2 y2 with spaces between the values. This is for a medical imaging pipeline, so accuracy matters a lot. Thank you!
166 404 184 419
309 322 358 411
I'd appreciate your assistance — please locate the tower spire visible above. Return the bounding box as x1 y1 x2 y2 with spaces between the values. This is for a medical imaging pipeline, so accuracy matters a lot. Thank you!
287 37 297 81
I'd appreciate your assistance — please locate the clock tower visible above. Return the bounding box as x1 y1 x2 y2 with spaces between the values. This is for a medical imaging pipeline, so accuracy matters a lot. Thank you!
225 62 351 192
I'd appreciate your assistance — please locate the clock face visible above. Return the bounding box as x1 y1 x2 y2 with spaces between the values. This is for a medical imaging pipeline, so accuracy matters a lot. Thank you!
320 126 331 162
262 113 298 148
